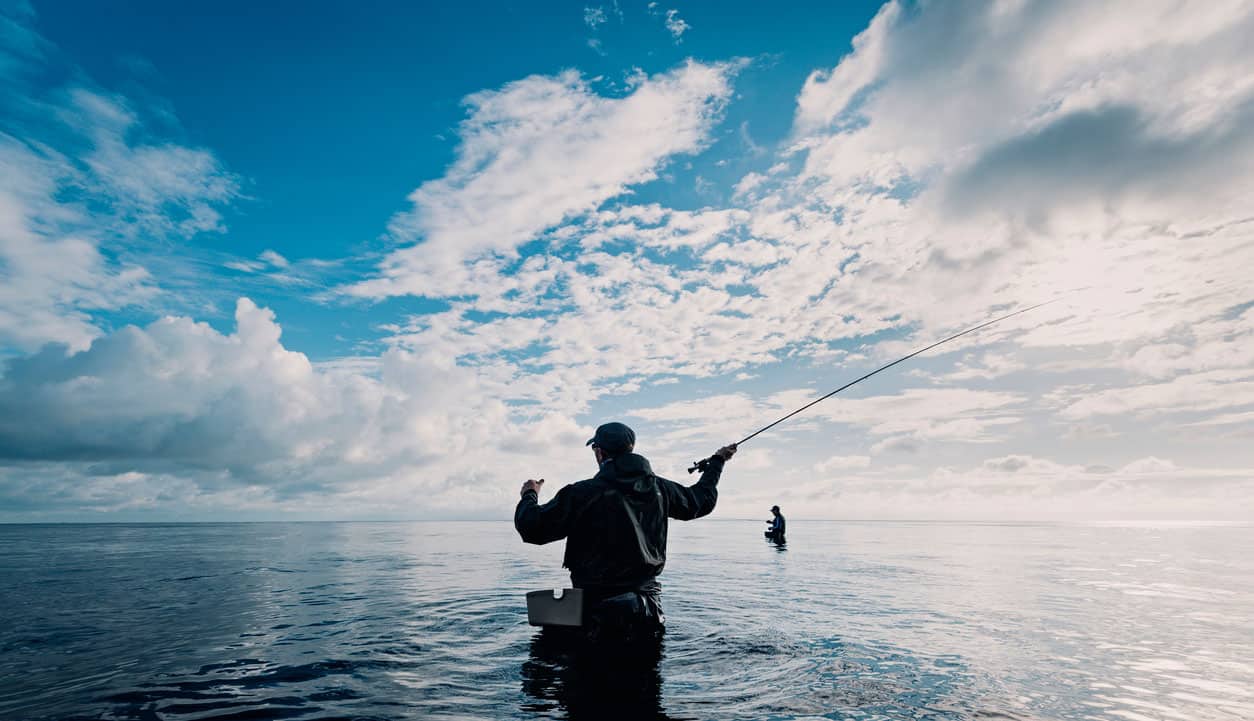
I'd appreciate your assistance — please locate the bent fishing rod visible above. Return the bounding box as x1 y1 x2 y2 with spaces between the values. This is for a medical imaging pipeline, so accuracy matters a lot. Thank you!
687 299 1058 473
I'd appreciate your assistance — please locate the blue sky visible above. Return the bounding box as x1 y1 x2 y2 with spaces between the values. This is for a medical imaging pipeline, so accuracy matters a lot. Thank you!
2 0 1253 521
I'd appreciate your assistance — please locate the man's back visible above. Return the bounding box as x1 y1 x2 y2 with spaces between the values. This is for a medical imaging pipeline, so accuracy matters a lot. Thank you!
515 452 724 596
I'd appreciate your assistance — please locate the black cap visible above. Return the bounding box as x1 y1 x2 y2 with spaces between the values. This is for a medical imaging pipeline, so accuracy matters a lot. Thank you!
586 422 636 455
770 505 780 512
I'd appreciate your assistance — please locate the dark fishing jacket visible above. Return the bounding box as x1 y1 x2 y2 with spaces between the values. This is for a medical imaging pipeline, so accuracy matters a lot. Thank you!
514 452 723 596
768 513 786 536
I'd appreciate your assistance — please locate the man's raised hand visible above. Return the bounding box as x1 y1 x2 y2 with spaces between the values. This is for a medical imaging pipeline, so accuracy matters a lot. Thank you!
520 478 545 497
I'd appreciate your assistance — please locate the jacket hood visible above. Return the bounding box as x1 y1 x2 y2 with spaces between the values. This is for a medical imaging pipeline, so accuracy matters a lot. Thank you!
595 452 656 494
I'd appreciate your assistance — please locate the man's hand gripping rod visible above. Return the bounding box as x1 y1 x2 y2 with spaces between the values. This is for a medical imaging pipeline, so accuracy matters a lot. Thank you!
687 300 1057 473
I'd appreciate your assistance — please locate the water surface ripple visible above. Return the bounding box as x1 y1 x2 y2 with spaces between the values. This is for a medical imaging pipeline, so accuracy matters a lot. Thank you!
1 521 1250 720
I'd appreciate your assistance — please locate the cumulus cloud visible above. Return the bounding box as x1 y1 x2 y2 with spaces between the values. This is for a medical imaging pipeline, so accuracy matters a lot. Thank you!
0 299 595 517
754 0 1254 440
779 0 1254 346
0 299 341 468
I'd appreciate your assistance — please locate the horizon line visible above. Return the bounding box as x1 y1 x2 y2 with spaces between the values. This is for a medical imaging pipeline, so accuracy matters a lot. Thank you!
1 518 1249 526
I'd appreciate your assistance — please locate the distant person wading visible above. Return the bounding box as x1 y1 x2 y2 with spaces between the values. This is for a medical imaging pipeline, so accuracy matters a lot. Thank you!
514 422 736 640
765 505 786 542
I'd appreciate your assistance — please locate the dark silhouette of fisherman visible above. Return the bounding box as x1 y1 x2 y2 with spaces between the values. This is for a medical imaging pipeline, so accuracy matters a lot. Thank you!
765 505 786 542
514 422 736 640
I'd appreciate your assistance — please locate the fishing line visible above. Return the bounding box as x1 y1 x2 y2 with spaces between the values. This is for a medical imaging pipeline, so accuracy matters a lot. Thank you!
688 298 1062 473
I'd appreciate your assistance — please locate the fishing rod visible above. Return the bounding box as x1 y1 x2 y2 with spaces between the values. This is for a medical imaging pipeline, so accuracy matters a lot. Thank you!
687 299 1059 473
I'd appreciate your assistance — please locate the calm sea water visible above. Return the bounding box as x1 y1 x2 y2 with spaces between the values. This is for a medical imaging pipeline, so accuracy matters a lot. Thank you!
1 521 1251 721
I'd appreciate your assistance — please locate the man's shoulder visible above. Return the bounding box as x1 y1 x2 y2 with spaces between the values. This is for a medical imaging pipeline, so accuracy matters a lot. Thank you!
561 477 602 494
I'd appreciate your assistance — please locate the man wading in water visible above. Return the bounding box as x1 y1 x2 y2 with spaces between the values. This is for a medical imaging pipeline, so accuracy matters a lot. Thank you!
514 422 736 641
765 505 786 543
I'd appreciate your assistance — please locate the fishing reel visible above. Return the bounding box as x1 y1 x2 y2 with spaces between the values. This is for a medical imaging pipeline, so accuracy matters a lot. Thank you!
688 443 738 473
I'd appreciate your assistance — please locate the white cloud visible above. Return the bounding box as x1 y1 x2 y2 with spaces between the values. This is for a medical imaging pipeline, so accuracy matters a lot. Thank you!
626 385 1025 460
772 386 1026 442
795 1 1254 189
664 9 689 42
713 451 1254 521
0 146 152 352
932 352 1026 382
67 89 239 238
347 61 738 299
584 6 607 29
733 171 765 197
0 299 598 517
1120 307 1254 379
1183 410 1254 428
260 249 289 268
1060 369 1254 420
793 1 899 136
758 0 1254 430
0 95 237 352
0 18 239 356
815 454 871 473
225 259 265 273
777 0 1254 353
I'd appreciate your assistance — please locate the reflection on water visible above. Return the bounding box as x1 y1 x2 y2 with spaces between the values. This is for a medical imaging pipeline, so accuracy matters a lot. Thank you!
0 521 1250 720
522 628 668 720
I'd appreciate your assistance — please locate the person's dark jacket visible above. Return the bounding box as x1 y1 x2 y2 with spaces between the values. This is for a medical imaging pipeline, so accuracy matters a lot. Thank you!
768 513 786 537
514 452 723 596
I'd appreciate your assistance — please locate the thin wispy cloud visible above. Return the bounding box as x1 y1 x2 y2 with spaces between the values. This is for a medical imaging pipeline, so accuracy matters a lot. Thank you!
583 6 607 30
0 79 236 354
